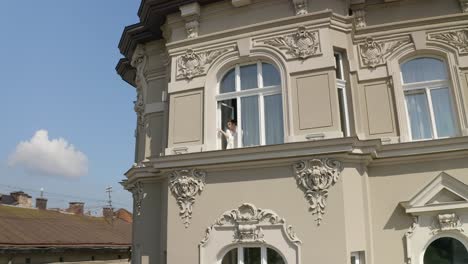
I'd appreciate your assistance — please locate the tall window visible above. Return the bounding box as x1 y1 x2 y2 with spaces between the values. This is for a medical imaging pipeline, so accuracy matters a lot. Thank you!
217 62 284 149
221 246 285 264
334 52 350 137
424 237 468 264
401 57 457 141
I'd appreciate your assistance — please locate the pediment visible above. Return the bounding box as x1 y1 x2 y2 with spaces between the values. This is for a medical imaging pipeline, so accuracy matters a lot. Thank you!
401 172 468 214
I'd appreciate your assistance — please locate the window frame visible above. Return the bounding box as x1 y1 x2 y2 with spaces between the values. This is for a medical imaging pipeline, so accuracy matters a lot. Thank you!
216 61 283 149
400 56 458 141
334 52 351 137
219 245 285 264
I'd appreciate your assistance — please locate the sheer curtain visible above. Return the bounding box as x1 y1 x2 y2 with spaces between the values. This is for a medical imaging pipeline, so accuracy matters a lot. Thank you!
264 94 284 145
401 58 447 83
405 92 432 140
241 96 260 146
431 88 456 137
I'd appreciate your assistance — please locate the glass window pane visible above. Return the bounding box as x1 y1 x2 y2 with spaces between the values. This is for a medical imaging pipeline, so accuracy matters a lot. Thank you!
424 237 468 264
334 53 343 80
267 248 285 264
338 88 349 137
264 94 284 145
240 64 258 90
219 99 238 150
405 92 433 140
401 58 447 83
221 248 238 264
262 63 281 87
220 68 236 93
431 88 456 138
244 248 261 264
241 96 260 146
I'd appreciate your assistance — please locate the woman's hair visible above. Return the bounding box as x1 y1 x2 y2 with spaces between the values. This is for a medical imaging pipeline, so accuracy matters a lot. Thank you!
227 119 237 125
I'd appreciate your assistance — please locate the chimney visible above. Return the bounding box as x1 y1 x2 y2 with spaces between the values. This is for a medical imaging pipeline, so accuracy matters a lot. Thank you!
67 202 84 215
35 198 48 210
11 191 32 207
103 207 114 220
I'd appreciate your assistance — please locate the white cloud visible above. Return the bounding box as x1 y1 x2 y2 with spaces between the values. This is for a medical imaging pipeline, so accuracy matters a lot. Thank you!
8 130 88 178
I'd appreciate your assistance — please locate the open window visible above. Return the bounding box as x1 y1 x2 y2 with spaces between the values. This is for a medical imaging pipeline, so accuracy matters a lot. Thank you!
400 57 457 141
217 62 284 149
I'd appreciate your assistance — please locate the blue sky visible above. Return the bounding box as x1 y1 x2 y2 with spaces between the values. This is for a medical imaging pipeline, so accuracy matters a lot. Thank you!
0 1 140 212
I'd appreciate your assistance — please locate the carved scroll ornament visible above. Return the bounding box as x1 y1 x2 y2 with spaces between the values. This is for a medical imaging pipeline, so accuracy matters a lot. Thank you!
264 26 320 59
169 169 206 227
429 29 468 54
294 159 342 225
130 182 145 216
359 37 409 68
201 203 300 245
176 48 227 79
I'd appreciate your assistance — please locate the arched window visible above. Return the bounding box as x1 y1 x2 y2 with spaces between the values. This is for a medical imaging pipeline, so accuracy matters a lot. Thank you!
221 246 285 264
424 237 468 264
400 57 457 141
217 62 284 149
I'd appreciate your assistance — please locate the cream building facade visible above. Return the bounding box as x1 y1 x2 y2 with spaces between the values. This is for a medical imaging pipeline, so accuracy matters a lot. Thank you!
117 0 468 263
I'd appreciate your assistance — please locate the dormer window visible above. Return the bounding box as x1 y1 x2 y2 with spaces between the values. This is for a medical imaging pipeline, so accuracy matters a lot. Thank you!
217 62 284 149
400 57 457 141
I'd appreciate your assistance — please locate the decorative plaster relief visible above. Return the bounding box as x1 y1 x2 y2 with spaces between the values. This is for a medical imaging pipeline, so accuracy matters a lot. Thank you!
353 8 366 28
201 203 301 245
293 158 342 225
264 26 320 60
176 48 228 80
129 182 145 216
429 29 468 54
131 45 148 128
359 37 410 68
291 0 308 15
460 0 468 12
169 169 206 227
431 213 464 234
180 2 200 39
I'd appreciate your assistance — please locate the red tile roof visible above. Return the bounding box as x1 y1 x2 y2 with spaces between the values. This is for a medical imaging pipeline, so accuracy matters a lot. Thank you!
0 205 131 248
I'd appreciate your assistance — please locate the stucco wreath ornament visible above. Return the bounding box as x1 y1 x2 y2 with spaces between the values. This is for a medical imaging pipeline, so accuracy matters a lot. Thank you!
294 159 342 226
169 169 206 228
265 26 320 59
176 48 227 79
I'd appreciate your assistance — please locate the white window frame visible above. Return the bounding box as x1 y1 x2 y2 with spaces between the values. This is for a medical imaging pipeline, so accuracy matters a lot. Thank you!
400 57 458 141
334 52 350 137
216 61 283 148
219 245 283 264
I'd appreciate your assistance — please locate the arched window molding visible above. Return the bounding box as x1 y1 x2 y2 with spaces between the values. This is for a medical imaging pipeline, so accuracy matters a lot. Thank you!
199 203 302 264
400 172 468 264
204 48 290 151
387 46 468 142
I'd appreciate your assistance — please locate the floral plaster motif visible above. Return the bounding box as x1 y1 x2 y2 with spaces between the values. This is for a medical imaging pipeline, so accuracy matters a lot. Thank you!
431 213 464 234
359 37 409 68
169 169 206 227
264 26 320 59
176 48 227 79
130 182 145 216
294 159 342 225
429 29 468 54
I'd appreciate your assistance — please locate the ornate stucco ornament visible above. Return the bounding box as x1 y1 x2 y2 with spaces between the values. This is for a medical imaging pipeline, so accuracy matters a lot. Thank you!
353 9 366 28
131 44 148 128
430 213 464 234
291 0 308 15
359 37 409 68
129 182 145 216
176 48 227 79
264 26 320 60
293 159 342 226
201 203 300 245
169 169 206 227
460 0 468 12
429 29 468 54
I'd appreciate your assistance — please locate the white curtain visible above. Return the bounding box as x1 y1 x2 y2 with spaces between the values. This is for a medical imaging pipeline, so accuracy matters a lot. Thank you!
431 88 456 137
264 94 284 145
241 96 260 146
405 92 432 140
401 58 447 83
240 64 258 90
